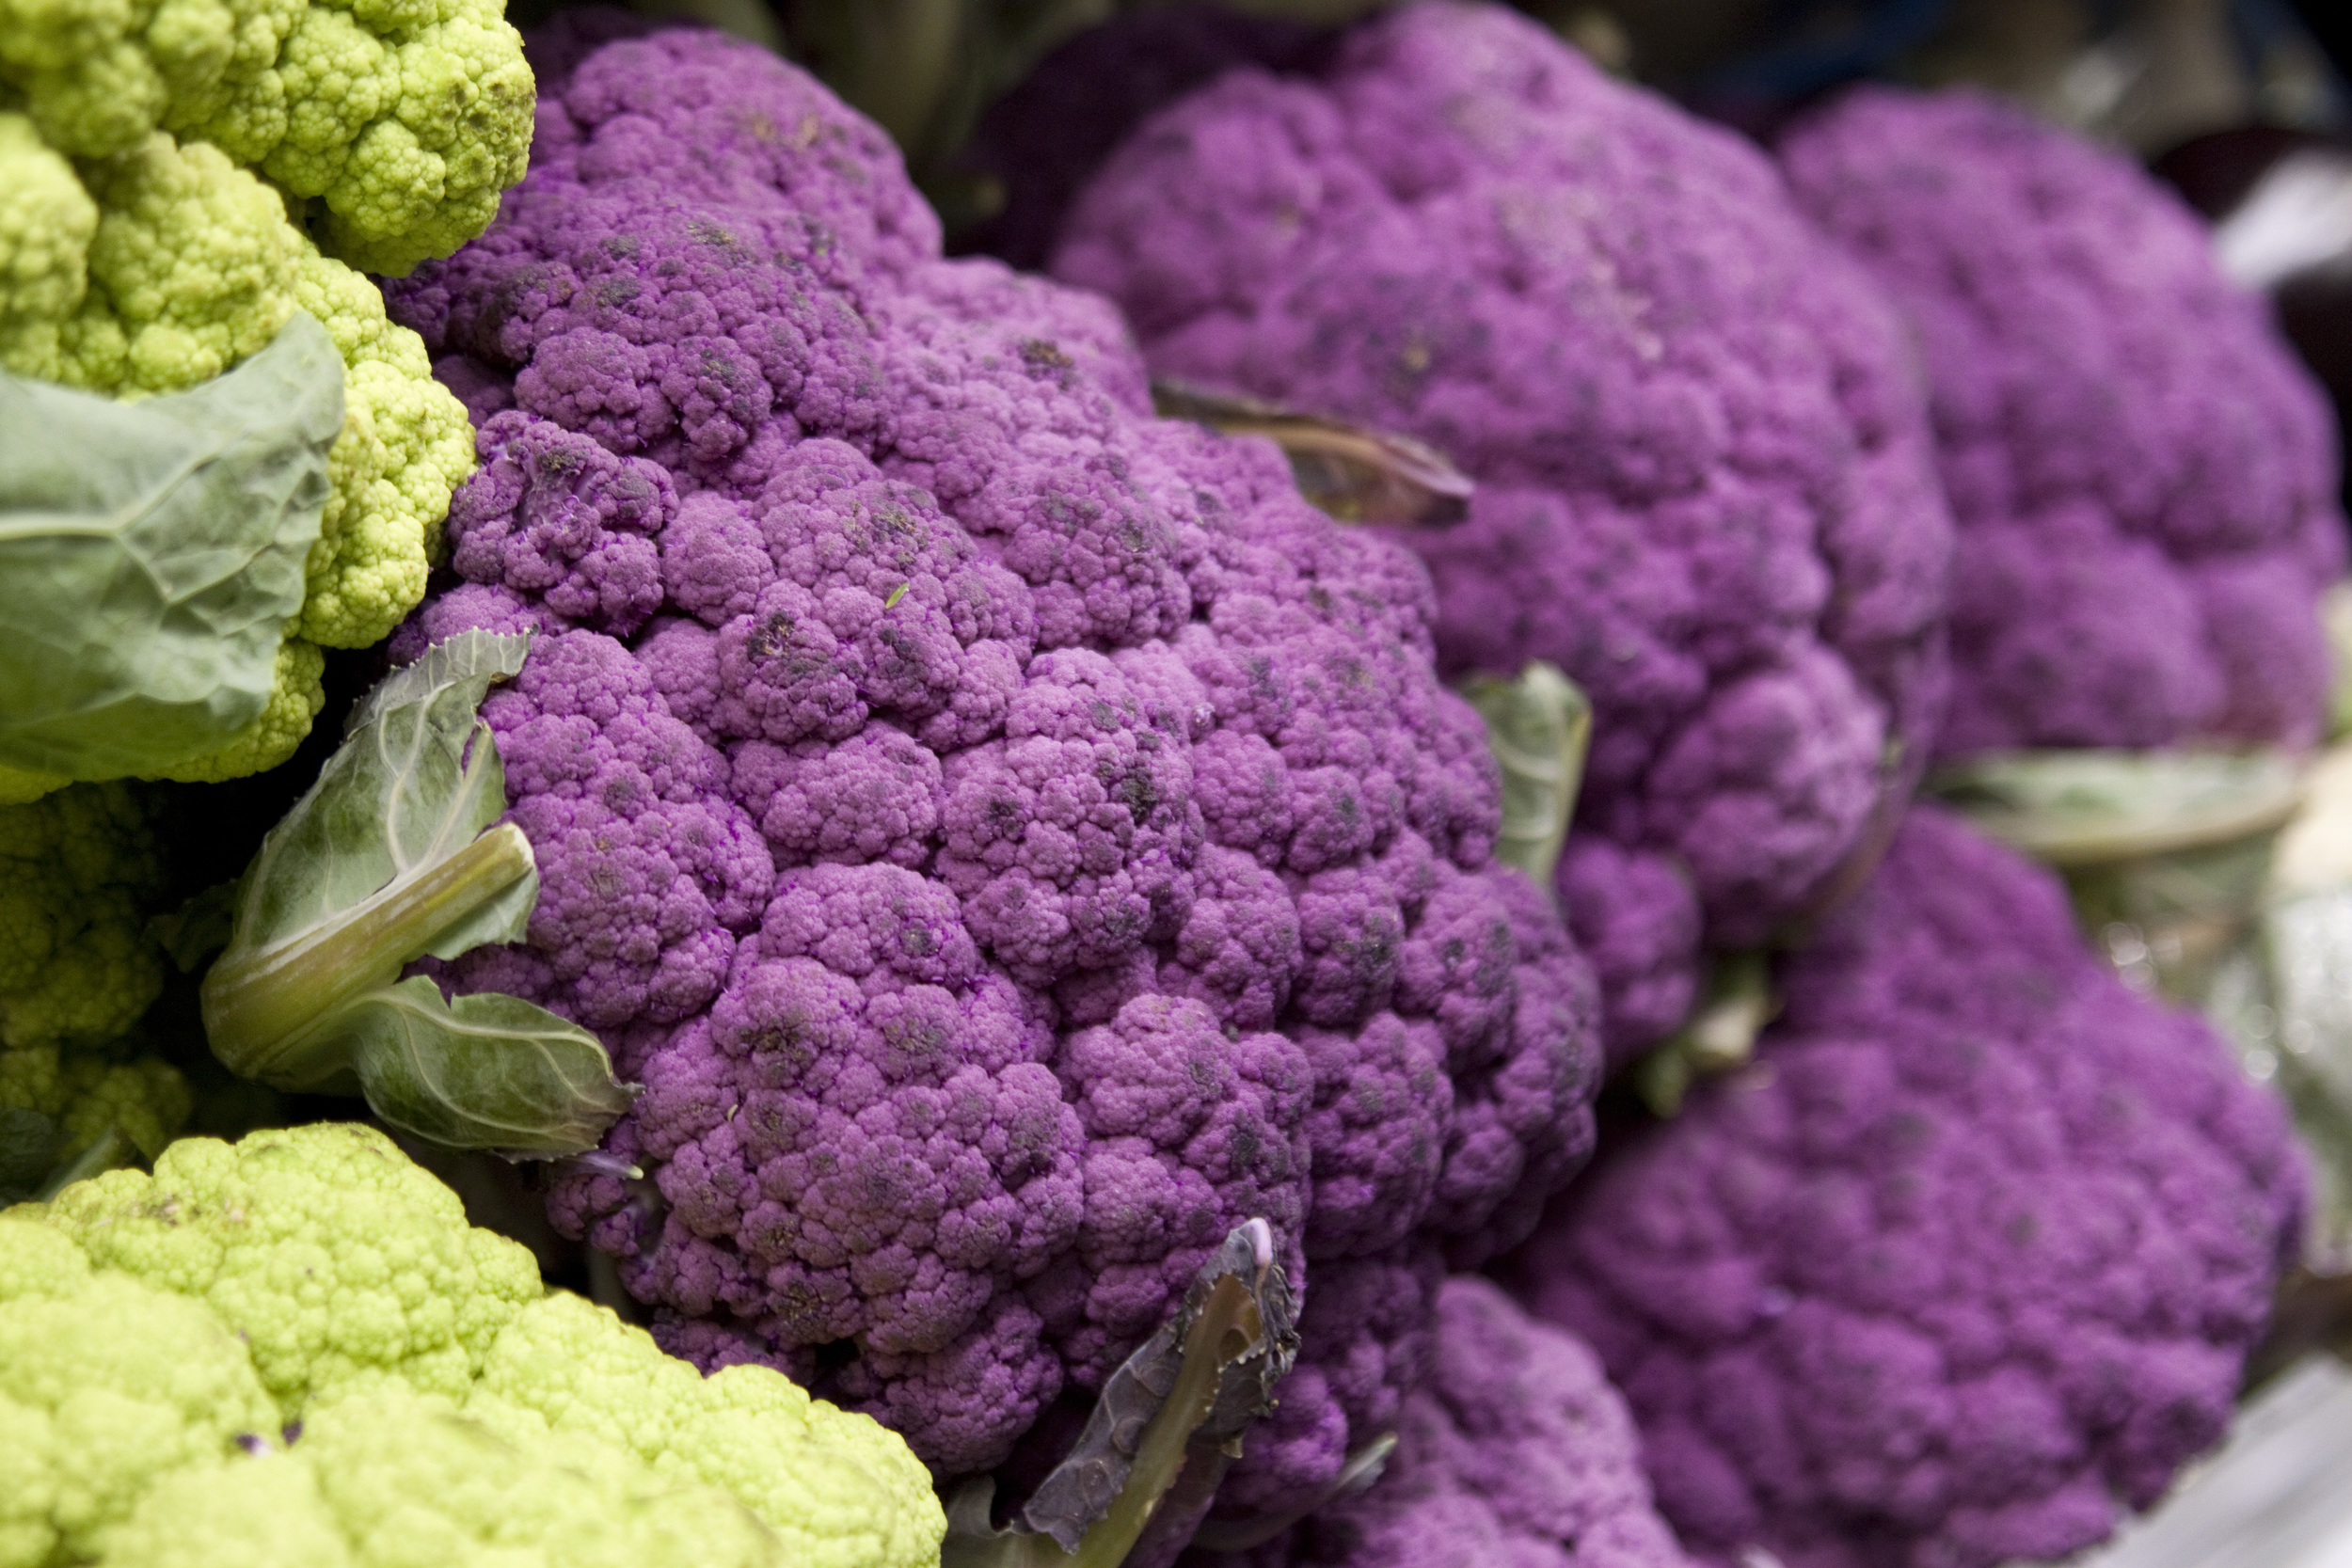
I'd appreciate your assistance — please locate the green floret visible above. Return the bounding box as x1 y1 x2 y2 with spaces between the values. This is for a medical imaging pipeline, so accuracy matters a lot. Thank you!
0 784 167 1053
0 119 471 794
0 784 195 1182
21 1125 950 1568
102 1385 792 1568
0 115 96 377
291 245 472 640
0 0 532 277
471 1293 946 1568
0 1213 283 1566
87 1457 353 1568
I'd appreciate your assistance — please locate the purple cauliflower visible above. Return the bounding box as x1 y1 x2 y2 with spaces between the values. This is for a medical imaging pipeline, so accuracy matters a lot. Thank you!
1199 1275 1692 1568
380 23 1603 1504
947 8 1338 271
1778 87 2345 756
1506 807 2304 1568
1049 0 1953 1064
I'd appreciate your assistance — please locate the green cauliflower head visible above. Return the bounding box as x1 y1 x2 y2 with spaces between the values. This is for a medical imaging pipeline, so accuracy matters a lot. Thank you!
0 783 168 1053
0 119 472 796
0 1212 911 1568
0 0 532 276
0 784 193 1179
17 1123 949 1568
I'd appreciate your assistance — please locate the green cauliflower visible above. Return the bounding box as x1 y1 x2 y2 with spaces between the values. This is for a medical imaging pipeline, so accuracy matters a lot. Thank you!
0 784 191 1175
0 0 533 276
0 1214 282 1567
0 119 474 796
0 1213 817 1568
26 1123 947 1568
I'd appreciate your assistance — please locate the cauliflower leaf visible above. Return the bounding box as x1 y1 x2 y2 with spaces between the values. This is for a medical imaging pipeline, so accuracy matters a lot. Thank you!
0 312 341 782
200 631 635 1155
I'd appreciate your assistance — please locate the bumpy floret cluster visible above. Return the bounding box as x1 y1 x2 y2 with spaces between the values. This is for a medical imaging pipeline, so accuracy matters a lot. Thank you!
1051 0 1953 1063
0 115 476 795
1510 810 2305 1568
0 0 533 275
1779 88 2345 756
10 1121 944 1568
0 784 191 1168
381 23 1602 1501
1202 1275 1690 1568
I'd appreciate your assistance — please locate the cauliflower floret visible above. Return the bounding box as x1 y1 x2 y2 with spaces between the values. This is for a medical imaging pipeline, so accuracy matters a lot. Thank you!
290 246 472 641
0 114 98 377
0 1214 283 1566
0 783 168 1053
0 784 193 1173
54 131 303 394
469 1292 943 1568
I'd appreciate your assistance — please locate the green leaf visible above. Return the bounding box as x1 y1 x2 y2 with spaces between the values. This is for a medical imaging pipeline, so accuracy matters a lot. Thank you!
235 630 538 963
1634 951 1777 1117
944 1218 1299 1568
342 978 639 1156
1457 661 1590 894
149 881 241 974
0 313 343 778
201 630 635 1158
1929 748 2304 867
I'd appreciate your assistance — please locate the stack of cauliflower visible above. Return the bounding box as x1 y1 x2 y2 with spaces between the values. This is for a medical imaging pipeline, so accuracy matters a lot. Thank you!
1053 0 1955 1065
6 3 2336 1567
1051 5 2323 1567
382 18 1604 1520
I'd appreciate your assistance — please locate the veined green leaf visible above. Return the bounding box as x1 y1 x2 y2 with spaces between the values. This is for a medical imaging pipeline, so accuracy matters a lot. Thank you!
944 1218 1299 1568
0 313 342 778
201 630 635 1158
1457 661 1591 895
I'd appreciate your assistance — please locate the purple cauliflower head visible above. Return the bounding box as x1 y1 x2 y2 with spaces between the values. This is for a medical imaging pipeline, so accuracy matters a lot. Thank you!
1049 0 1953 1063
382 22 1603 1498
1778 87 2345 756
1196 1275 1692 1568
947 7 1340 271
1507 808 2304 1568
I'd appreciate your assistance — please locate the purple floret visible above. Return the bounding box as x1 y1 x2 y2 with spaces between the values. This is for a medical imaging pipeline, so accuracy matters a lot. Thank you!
1050 0 1953 1062
1507 808 2304 1568
1779 87 2345 755
388 21 1602 1492
1200 1275 1692 1568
